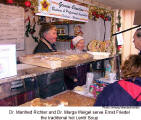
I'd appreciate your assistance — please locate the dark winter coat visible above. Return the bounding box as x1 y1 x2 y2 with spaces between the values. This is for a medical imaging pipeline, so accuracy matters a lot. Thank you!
94 77 141 106
33 39 56 53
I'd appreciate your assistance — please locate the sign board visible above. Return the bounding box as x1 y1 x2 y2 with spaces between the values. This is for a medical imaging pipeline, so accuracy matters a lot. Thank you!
0 4 24 50
36 0 88 22
0 45 17 79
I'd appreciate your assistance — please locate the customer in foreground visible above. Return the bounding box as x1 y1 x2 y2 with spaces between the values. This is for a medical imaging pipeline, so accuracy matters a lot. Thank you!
94 55 141 106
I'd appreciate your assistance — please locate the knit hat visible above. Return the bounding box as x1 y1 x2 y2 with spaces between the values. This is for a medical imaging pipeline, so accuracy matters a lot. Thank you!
72 36 84 46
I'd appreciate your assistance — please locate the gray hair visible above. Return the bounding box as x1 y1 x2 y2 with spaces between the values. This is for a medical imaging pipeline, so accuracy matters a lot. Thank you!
39 24 56 38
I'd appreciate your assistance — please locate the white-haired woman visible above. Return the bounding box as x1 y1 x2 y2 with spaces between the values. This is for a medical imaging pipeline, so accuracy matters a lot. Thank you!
72 36 86 51
64 36 89 90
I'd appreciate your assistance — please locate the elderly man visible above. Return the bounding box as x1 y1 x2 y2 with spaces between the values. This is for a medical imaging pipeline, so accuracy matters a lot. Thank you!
33 24 57 53
33 25 66 98
133 28 141 55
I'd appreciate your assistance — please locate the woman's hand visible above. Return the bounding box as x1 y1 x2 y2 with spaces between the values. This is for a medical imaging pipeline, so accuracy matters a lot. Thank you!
74 78 78 82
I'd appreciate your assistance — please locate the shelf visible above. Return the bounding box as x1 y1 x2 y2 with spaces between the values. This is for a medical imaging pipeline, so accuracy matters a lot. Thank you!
57 35 74 42
57 39 71 42
58 35 74 39
39 20 85 25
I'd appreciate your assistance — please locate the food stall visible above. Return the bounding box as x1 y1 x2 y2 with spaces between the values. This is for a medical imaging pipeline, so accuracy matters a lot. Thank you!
0 0 116 106
0 51 95 106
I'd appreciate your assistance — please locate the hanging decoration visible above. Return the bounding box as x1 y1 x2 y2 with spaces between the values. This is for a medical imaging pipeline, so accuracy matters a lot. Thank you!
24 5 39 43
89 6 112 21
89 6 113 42
5 0 38 13
116 10 121 31
40 0 50 11
116 10 122 52
23 0 39 43
25 18 39 43
24 0 38 13
74 25 83 36
29 0 38 13
24 1 31 7
6 0 14 4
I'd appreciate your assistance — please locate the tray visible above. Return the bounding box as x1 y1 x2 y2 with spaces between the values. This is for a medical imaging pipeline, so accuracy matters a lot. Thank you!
19 51 93 69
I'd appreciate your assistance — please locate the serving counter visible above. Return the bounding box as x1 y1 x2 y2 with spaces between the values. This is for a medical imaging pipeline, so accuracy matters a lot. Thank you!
0 57 93 106
0 53 117 106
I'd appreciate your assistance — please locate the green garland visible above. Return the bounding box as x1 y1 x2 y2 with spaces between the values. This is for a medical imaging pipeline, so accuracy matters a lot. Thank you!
25 20 39 43
116 10 121 31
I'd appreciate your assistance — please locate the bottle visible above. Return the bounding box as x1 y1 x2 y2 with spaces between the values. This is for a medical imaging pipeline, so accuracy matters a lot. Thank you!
105 62 112 78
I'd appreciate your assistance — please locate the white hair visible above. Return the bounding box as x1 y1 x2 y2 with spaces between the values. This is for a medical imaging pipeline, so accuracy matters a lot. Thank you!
72 36 84 46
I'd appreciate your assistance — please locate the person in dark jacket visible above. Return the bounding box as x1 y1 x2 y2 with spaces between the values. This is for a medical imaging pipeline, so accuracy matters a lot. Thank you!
33 24 57 53
33 24 66 98
94 55 141 106
133 28 141 55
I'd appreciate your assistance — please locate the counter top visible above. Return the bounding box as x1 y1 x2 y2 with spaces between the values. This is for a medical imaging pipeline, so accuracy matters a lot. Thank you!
21 90 95 106
0 59 93 84
0 65 53 84
0 54 116 85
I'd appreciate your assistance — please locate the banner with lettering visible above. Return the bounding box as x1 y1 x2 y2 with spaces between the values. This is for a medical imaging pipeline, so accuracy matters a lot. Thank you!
36 0 88 22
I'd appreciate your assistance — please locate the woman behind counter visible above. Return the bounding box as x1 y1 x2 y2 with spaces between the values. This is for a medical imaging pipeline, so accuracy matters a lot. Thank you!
64 36 90 90
72 36 86 51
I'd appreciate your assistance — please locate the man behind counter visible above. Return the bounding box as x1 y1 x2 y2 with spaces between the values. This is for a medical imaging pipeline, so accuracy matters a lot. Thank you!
33 24 57 53
33 24 66 98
